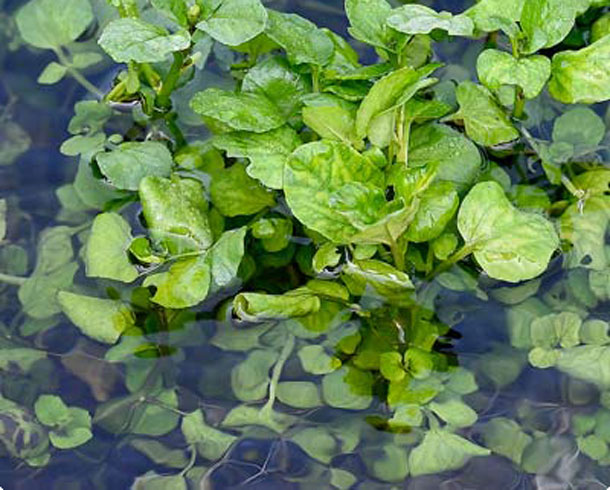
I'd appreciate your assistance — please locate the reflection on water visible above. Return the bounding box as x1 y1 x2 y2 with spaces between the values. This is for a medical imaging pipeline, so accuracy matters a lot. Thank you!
2 0 610 489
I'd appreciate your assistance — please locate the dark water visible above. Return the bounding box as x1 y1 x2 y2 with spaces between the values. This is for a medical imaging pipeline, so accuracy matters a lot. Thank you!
2 0 610 489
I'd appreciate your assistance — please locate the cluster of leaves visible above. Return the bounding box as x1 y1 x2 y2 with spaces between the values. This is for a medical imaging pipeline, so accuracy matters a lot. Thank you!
3 0 610 487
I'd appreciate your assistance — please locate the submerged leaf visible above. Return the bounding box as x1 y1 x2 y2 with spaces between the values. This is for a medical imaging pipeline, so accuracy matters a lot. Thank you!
409 430 490 476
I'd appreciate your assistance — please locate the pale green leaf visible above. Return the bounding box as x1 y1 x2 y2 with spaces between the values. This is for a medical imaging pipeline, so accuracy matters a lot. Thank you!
477 49 551 99
58 291 135 344
387 5 474 36
16 0 93 49
98 18 190 63
458 181 559 282
196 0 267 46
85 213 138 283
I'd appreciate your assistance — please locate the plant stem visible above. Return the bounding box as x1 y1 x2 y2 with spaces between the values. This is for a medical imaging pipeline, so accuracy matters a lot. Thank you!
513 87 526 119
261 334 295 416
0 272 26 286
165 112 187 149
54 49 103 98
156 52 186 110
426 243 475 280
311 65 320 92
387 225 405 271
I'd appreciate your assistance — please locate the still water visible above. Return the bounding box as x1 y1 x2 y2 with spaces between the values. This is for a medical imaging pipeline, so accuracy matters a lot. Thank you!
2 0 610 489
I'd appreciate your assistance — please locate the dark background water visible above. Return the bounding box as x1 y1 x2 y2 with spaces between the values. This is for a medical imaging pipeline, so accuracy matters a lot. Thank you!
2 0 610 489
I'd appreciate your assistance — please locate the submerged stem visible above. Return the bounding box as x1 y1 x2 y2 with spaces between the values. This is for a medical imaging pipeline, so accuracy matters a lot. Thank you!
261 334 295 415
54 49 103 98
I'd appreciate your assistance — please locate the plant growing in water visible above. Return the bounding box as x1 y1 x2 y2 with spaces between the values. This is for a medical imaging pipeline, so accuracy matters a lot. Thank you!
2 0 610 486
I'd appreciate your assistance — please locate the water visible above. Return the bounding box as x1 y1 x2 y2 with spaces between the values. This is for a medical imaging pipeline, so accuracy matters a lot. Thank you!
2 0 610 489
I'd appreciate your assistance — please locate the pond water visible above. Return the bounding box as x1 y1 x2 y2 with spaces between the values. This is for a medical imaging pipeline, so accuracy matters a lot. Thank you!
2 0 610 489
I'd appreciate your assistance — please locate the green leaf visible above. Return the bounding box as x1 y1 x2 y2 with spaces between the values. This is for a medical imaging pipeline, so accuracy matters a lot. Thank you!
549 35 610 104
581 319 610 345
191 88 286 133
96 142 173 191
208 227 247 290
143 256 211 309
213 126 301 189
85 213 138 283
387 5 474 36
321 366 373 410
37 62 67 85
303 104 362 149
210 163 275 217
242 56 308 121
345 0 393 49
355 65 437 139
298 345 341 375
379 351 406 382
312 243 341 273
477 49 551 99
429 398 478 428
16 0 93 49
520 0 586 54
341 259 415 306
196 0 266 46
139 175 213 254
181 410 236 460
151 0 189 26
284 140 384 243
234 291 321 322
409 123 481 191
265 10 334 66
409 430 490 476
458 181 559 282
60 134 106 157
58 291 135 344
98 18 190 63
406 181 459 243
561 196 610 271
480 417 532 465
68 100 112 136
277 381 322 408
447 81 518 147
465 0 525 33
